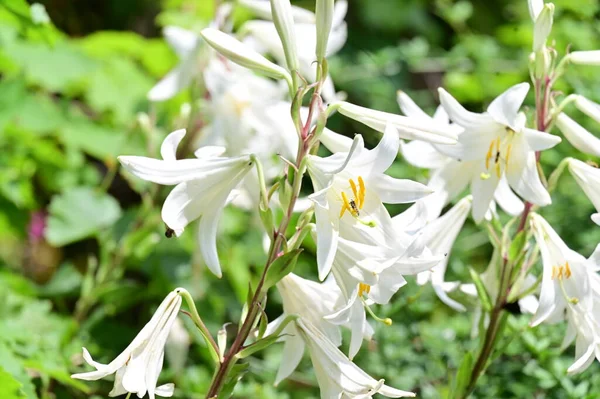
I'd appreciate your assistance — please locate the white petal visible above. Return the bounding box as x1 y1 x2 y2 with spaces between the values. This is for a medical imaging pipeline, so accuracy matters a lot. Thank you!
435 128 498 162
506 150 551 206
238 0 316 23
108 367 128 397
556 113 600 157
319 128 354 153
193 146 226 159
163 26 200 58
522 128 561 152
471 172 500 223
338 101 458 145
332 0 348 27
399 140 448 169
567 342 596 374
593 213 600 225
528 0 544 20
438 88 493 130
487 83 530 129
155 383 175 397
396 91 431 120
160 129 186 161
118 156 249 185
315 205 339 280
350 123 399 175
574 95 600 125
370 175 433 204
148 56 197 102
493 175 524 216
568 158 600 211
197 202 226 278
275 334 305 385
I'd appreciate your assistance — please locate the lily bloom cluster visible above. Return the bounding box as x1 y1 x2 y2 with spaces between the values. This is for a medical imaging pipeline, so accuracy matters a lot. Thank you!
70 0 600 397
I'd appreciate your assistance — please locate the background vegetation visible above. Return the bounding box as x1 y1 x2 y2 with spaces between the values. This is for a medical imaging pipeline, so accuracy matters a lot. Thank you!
2 0 600 397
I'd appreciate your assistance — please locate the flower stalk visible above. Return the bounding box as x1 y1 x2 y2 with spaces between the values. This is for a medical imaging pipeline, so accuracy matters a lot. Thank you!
204 75 324 399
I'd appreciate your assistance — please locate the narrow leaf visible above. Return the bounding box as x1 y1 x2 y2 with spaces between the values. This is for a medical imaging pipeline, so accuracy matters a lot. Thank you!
469 267 493 312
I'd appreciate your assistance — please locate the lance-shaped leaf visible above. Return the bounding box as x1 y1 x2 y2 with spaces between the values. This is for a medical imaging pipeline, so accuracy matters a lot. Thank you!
263 249 303 290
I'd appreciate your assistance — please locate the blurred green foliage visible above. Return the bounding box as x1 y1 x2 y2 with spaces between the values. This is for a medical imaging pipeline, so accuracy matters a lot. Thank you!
1 0 600 398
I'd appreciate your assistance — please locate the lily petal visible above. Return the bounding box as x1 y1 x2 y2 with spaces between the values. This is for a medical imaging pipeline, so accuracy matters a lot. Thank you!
160 129 187 161
438 88 493 130
487 83 530 129
556 113 600 157
370 175 433 204
523 128 561 152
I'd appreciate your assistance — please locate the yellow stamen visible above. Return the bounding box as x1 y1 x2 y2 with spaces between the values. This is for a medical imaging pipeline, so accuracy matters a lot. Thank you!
358 283 371 296
505 143 512 165
349 178 359 202
565 262 572 278
551 266 557 279
551 263 572 280
340 192 351 218
358 176 366 209
495 137 501 154
495 161 501 177
485 140 494 170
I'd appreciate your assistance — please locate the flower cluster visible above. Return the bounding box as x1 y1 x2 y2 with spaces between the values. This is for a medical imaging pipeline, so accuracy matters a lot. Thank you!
71 0 600 397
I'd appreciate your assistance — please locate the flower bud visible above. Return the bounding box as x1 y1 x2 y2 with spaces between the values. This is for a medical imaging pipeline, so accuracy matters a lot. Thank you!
200 28 291 82
528 0 544 21
567 50 600 66
269 0 299 71
315 0 335 62
533 3 554 52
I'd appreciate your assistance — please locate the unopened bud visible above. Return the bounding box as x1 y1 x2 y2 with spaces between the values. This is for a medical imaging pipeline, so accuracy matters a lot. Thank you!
201 28 292 82
269 0 299 72
567 50 600 66
315 0 335 62
533 3 554 52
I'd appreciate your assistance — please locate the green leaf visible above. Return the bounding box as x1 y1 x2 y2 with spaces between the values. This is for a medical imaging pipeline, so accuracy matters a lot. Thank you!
218 362 249 399
508 231 527 263
0 366 26 399
262 249 302 291
450 352 473 399
46 187 122 246
85 57 153 124
469 267 493 312
235 334 280 360
5 41 98 92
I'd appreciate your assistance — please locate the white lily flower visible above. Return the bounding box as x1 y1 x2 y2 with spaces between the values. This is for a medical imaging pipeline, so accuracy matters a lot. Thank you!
568 158 600 225
407 196 472 312
118 129 254 277
307 124 433 280
529 213 594 327
199 58 297 207
148 27 202 102
561 287 600 374
72 289 183 398
555 113 600 157
296 318 415 398
324 233 440 358
529 214 600 373
397 91 524 221
438 83 561 222
271 273 343 385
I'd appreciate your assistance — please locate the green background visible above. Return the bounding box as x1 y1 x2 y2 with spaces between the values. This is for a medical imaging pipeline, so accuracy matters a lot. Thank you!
1 0 600 397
